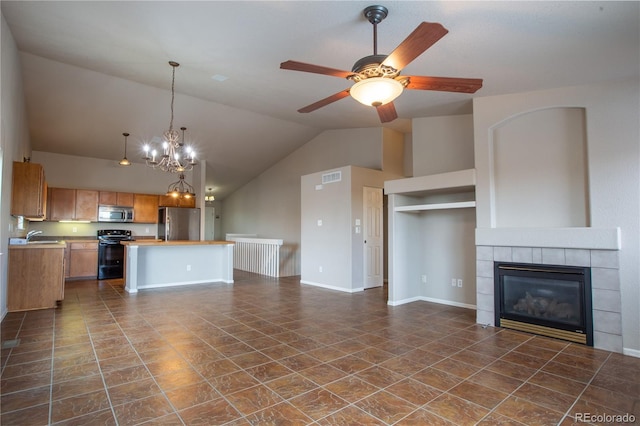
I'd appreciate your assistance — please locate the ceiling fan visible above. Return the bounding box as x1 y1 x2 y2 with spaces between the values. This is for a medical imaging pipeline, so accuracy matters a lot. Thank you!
280 5 483 123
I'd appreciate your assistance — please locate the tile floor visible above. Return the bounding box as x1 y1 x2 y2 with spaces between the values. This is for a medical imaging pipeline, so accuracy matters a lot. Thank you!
1 272 639 425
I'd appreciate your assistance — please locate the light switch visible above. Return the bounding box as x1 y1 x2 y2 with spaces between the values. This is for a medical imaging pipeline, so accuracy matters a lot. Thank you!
355 226 361 234
317 219 322 227
355 219 361 226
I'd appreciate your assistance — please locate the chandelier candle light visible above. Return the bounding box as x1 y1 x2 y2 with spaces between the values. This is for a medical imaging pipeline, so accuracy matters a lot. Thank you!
143 61 197 174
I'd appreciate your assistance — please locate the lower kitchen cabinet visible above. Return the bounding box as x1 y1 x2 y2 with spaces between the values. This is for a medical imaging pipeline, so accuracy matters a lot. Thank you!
68 241 99 279
8 246 65 311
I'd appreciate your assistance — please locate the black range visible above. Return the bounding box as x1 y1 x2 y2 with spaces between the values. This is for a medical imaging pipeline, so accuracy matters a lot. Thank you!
97 229 133 280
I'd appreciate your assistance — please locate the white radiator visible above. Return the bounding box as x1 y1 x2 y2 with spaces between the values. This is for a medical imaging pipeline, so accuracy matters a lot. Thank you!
226 236 295 277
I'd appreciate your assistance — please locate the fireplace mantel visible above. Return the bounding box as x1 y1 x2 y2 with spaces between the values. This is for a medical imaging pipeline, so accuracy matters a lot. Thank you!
476 227 620 251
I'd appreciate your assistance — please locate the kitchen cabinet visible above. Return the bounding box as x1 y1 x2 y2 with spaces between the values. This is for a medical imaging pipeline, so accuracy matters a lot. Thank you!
8 245 65 311
99 191 134 207
68 241 98 279
11 161 48 220
49 188 99 221
159 195 196 208
133 194 159 223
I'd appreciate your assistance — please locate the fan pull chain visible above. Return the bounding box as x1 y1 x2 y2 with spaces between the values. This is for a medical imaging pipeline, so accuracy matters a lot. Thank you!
373 22 378 55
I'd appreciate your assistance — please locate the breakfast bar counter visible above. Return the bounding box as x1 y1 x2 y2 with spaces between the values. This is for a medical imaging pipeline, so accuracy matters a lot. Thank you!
121 240 234 293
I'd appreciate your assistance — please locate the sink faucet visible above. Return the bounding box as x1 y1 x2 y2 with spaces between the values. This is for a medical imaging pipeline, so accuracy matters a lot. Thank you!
26 230 43 241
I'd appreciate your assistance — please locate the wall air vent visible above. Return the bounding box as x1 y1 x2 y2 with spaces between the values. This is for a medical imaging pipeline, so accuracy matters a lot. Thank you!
322 171 342 184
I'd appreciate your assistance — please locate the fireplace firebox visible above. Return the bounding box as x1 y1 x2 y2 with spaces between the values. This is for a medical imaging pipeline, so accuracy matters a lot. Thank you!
494 262 593 346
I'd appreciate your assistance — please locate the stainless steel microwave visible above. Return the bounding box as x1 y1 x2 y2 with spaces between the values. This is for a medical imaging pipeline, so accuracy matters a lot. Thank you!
98 205 134 223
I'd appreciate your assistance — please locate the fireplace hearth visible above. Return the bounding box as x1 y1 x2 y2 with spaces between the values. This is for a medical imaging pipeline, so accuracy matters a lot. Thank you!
494 262 593 345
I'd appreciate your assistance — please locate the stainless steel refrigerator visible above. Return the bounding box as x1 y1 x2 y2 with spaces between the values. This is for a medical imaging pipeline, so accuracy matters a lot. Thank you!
157 207 201 241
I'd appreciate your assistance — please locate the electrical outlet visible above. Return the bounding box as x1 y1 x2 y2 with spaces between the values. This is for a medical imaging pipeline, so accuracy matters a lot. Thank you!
319 266 323 273
457 279 463 288
451 278 457 287
421 275 427 283
317 219 323 227
72 227 78 233
186 265 191 271
145 227 150 233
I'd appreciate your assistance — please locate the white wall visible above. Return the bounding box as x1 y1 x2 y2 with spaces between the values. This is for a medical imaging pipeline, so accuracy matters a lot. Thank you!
222 127 405 275
1 13 32 320
473 78 640 354
301 166 353 291
398 114 477 307
492 107 589 228
412 114 474 176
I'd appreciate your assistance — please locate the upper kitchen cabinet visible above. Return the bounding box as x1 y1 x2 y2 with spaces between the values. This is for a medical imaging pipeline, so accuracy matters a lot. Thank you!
11 161 48 220
99 191 134 207
133 194 159 223
158 195 196 208
49 188 99 221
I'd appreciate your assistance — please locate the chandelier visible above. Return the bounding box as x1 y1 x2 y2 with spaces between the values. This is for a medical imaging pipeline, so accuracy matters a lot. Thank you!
143 61 197 173
167 174 195 199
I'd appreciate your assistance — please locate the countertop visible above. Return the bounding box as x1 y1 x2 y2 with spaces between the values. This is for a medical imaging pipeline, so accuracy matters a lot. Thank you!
9 241 67 249
121 240 234 247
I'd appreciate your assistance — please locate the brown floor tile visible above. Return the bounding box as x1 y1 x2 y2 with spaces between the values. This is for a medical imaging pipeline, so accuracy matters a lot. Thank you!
395 408 458 425
494 395 564 426
51 374 105 401
165 381 221 410
425 393 489 426
0 402 50 426
448 380 509 409
527 370 587 397
226 384 283 416
512 382 578 413
264 373 319 400
355 390 417 424
386 378 442 406
324 375 379 403
112 394 175 425
50 389 111 423
2 276 636 426
246 401 313 425
317 404 386 425
0 384 50 414
289 388 348 421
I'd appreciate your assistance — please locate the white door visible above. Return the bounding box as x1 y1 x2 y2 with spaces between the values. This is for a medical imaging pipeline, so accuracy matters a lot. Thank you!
204 207 215 240
363 186 383 288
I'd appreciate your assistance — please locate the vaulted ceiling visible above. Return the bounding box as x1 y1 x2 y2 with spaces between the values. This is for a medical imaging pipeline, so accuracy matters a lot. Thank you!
2 1 638 199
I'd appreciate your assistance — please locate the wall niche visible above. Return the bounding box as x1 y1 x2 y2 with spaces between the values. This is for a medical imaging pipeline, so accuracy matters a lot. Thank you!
491 107 589 228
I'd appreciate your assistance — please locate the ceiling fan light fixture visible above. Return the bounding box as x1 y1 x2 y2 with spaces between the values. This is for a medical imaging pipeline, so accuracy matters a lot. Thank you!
350 77 403 107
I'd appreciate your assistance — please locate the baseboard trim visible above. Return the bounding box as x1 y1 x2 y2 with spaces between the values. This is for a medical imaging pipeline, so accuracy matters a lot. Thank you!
623 347 640 358
388 296 476 310
300 280 363 293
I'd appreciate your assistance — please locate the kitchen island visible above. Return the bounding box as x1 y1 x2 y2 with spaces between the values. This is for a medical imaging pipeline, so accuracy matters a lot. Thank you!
121 240 234 293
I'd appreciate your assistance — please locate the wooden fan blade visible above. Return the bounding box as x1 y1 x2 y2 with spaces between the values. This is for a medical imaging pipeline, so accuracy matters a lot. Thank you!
381 22 448 71
406 76 483 93
298 89 351 113
376 102 398 123
280 60 353 79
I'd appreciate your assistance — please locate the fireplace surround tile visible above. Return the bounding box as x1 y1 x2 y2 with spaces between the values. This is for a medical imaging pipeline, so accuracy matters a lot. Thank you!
590 250 619 268
591 268 620 291
541 248 566 265
565 249 591 266
512 247 533 263
475 244 622 353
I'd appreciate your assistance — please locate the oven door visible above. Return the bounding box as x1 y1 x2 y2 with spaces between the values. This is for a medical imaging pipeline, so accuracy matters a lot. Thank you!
97 241 125 279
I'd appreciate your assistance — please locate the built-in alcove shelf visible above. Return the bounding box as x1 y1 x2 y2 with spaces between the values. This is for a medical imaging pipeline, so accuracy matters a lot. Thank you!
385 169 478 308
394 201 476 213
385 168 476 196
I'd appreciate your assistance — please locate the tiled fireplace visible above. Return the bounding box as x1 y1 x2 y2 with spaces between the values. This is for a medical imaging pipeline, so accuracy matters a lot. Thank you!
476 244 622 352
